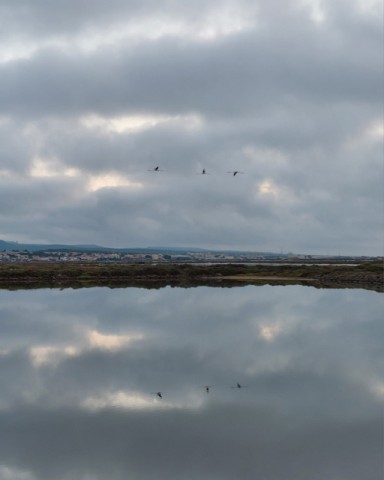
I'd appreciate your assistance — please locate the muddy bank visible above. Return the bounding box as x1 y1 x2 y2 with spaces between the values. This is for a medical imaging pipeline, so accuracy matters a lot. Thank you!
0 261 382 292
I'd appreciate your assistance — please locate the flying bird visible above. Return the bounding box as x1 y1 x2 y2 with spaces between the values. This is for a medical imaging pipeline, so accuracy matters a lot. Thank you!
227 171 244 176
148 166 163 172
201 385 213 393
154 392 163 399
232 382 248 389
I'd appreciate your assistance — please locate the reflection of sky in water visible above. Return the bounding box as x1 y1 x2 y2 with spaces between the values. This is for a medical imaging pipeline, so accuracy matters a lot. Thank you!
0 286 382 480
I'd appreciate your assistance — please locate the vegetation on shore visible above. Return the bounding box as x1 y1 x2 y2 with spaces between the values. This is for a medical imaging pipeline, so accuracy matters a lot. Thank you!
0 261 382 291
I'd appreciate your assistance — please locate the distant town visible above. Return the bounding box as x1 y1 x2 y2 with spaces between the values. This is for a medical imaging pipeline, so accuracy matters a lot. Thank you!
0 249 300 264
0 240 379 264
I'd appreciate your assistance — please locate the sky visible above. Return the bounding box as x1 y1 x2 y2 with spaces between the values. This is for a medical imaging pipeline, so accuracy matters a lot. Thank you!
0 285 382 479
0 0 383 255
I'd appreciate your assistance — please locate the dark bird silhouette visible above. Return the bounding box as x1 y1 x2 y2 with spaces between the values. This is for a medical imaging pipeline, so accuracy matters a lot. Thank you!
232 382 248 389
148 166 163 172
201 385 213 393
197 169 209 175
227 171 244 176
155 392 163 399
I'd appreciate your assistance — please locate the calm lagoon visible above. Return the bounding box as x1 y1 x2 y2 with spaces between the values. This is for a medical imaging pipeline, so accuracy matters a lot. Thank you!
0 285 382 480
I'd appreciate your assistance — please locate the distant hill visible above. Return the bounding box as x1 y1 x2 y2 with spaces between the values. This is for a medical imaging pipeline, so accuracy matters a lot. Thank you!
0 240 207 254
0 239 281 257
0 240 110 253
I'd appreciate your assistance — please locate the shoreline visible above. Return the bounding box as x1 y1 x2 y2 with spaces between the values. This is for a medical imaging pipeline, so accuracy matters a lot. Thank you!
0 262 382 292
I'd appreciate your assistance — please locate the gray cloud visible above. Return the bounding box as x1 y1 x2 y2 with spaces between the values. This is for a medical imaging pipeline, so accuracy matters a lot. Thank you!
1 22 381 119
0 0 382 254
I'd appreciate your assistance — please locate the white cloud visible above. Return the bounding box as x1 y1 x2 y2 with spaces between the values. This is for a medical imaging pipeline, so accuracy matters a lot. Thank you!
259 322 283 342
29 345 79 367
368 380 384 400
355 0 382 14
87 173 142 192
0 466 36 480
298 0 326 24
86 330 144 350
343 118 384 151
28 329 143 368
82 389 204 411
0 2 257 64
30 157 80 178
80 113 204 134
365 119 384 140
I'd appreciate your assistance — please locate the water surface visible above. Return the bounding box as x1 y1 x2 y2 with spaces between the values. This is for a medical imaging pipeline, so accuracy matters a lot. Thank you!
0 285 382 480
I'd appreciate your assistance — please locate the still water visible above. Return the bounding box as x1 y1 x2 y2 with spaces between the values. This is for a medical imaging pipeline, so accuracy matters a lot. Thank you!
0 285 382 480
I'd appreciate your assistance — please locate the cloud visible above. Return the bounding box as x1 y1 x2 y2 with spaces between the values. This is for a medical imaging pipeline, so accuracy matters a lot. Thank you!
0 0 382 254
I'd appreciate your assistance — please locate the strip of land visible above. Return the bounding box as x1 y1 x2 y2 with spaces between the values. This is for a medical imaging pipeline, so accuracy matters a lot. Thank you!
0 261 382 292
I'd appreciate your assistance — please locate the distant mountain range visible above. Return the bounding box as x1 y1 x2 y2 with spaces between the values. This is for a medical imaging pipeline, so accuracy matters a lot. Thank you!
0 239 108 253
0 239 280 257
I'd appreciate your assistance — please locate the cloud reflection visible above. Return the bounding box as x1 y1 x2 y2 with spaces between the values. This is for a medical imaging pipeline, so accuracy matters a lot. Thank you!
0 285 382 479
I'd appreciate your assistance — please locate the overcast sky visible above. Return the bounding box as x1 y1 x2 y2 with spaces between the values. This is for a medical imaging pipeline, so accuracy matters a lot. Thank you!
0 0 382 255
